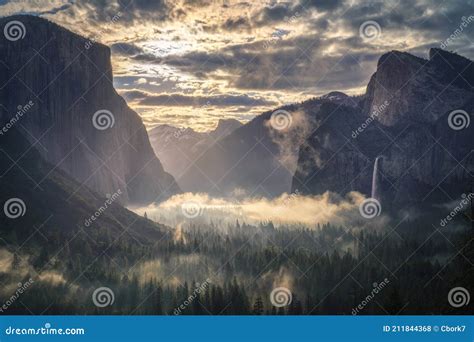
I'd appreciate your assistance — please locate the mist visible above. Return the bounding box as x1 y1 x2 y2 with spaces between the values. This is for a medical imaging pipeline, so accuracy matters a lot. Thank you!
129 191 389 229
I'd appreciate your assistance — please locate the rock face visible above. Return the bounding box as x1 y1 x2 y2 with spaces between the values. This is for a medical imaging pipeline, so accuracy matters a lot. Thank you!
0 127 168 243
363 49 474 126
293 49 474 206
0 15 179 205
149 119 242 189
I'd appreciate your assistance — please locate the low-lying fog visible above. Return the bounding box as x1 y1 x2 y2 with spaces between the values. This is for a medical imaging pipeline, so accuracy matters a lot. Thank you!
129 191 390 229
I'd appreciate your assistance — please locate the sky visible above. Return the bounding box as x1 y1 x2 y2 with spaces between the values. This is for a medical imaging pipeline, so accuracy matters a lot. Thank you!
1 0 473 131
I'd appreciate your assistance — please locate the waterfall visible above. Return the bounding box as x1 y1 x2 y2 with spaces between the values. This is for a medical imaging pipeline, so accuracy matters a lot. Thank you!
371 156 382 200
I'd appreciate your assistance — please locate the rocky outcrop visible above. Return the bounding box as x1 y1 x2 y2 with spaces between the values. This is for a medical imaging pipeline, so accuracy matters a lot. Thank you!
363 49 473 126
293 49 474 206
0 15 179 205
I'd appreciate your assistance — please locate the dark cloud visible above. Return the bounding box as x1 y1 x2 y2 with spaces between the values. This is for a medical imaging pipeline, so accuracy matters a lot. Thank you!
138 33 380 93
258 4 292 22
300 0 344 11
110 42 143 56
122 91 277 107
222 16 251 31
19 0 471 98
37 2 74 15
52 0 173 24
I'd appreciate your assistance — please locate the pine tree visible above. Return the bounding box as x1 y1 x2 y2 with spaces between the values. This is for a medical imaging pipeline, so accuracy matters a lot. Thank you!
252 296 264 315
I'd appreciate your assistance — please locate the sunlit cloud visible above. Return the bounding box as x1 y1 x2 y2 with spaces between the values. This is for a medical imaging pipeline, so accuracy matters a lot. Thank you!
3 0 473 130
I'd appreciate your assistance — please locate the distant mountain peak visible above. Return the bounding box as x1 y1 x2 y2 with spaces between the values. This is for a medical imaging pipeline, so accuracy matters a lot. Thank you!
211 118 242 139
320 91 348 101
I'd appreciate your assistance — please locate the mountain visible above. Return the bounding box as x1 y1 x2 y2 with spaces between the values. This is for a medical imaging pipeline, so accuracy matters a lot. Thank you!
149 119 242 189
293 48 474 206
363 49 474 126
0 127 169 246
178 48 472 206
0 15 179 205
177 92 361 197
209 118 243 140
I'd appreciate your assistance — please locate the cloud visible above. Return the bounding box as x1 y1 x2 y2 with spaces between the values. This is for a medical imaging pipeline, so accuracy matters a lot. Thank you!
4 0 474 132
111 42 144 56
122 90 277 107
222 16 251 31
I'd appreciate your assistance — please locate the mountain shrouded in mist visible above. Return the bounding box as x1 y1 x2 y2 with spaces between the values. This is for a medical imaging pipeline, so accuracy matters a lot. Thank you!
149 119 242 188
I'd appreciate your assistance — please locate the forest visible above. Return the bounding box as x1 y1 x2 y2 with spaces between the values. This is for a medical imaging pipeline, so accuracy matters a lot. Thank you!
1 208 472 315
